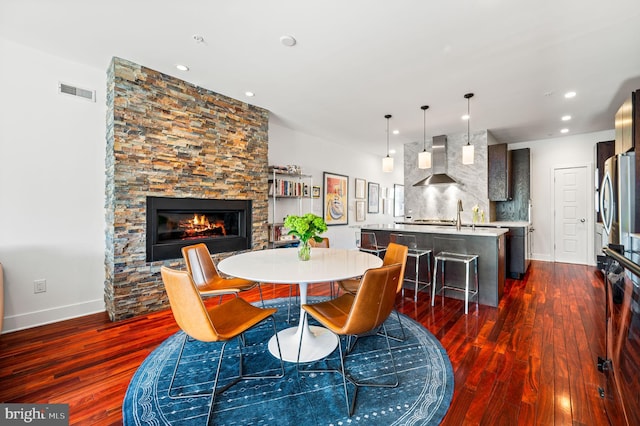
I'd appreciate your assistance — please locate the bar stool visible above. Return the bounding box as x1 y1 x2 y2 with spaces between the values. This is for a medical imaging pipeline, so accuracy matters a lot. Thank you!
358 231 387 258
389 233 432 301
431 237 479 314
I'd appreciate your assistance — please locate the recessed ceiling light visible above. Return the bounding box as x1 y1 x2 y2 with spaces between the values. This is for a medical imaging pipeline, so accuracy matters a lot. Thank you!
392 129 399 135
564 91 576 99
245 91 255 97
176 64 189 71
389 149 397 155
561 115 572 121
461 114 470 120
280 35 297 47
561 128 569 134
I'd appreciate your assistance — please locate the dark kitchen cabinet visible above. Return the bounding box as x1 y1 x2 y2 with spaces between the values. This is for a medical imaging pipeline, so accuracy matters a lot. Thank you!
488 143 512 201
495 148 530 222
506 226 530 279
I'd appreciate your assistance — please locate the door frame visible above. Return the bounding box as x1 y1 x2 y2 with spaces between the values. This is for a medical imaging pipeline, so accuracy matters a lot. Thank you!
551 163 595 265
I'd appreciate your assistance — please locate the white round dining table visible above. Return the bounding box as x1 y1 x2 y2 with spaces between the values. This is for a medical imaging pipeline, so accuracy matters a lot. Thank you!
217 247 383 362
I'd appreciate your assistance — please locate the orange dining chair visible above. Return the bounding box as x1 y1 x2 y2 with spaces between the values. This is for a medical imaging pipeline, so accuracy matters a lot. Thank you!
161 266 284 424
297 263 401 417
337 242 408 341
182 243 263 305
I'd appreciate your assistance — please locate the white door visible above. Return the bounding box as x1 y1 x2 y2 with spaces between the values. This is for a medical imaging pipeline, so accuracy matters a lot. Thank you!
554 166 589 264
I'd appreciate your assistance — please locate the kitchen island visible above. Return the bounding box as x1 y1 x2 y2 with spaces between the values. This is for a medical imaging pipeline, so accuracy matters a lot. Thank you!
362 223 507 307
398 220 531 279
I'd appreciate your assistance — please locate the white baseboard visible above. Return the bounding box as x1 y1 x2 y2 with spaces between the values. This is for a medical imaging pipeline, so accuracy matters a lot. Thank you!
530 254 596 266
530 253 552 262
1 299 105 334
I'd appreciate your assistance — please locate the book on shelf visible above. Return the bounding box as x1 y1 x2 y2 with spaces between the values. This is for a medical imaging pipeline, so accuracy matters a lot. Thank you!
268 178 304 197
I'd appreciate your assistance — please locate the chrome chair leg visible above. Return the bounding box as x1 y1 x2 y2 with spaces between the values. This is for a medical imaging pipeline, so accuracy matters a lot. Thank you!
169 318 285 424
296 317 399 417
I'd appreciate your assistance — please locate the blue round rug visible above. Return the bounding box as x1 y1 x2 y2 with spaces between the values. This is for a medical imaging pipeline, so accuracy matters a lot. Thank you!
123 297 453 425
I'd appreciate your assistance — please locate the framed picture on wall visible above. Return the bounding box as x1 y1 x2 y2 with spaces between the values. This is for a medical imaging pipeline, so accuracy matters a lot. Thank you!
323 172 348 225
356 200 366 222
394 184 404 217
312 186 321 198
355 178 366 199
367 182 379 213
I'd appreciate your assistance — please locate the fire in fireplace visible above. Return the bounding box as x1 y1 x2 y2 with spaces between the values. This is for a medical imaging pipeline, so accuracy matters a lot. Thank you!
146 196 252 261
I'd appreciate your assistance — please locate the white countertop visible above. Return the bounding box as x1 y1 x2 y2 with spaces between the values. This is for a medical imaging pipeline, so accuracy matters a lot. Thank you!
397 220 530 228
364 223 508 237
485 221 531 228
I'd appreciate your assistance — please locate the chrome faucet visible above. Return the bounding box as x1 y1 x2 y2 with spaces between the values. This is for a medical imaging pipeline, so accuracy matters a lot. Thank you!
456 199 463 231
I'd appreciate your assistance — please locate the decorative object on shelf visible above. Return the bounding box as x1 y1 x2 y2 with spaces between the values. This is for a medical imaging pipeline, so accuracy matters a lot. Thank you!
268 165 302 175
323 172 349 225
269 165 290 174
394 184 405 217
287 164 301 174
283 213 328 261
382 114 394 172
462 93 475 165
418 105 432 169
367 182 380 213
355 178 366 199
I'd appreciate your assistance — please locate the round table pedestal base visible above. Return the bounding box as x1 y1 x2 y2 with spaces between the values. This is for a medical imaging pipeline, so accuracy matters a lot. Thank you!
268 325 338 362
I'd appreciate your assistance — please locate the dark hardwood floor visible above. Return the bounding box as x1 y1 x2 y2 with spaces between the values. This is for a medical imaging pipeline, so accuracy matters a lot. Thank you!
0 261 610 425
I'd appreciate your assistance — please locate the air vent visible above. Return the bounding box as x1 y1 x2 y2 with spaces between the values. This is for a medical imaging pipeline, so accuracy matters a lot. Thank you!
58 82 95 102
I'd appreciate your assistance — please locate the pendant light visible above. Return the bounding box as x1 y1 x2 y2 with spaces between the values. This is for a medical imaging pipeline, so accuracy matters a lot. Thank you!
462 93 475 165
418 105 432 169
382 114 393 172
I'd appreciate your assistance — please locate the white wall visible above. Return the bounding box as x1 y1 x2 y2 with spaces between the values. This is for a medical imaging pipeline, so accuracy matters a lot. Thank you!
509 129 614 264
0 38 107 332
268 120 402 248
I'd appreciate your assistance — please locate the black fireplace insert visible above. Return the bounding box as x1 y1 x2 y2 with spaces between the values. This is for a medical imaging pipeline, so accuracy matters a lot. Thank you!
146 196 252 261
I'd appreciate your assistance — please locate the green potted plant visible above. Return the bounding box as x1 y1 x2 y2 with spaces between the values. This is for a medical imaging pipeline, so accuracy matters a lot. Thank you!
283 213 328 261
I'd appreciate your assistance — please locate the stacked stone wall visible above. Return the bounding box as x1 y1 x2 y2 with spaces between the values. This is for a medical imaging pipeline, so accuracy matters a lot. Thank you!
105 57 269 321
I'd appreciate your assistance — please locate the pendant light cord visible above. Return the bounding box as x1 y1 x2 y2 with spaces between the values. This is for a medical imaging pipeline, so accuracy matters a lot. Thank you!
464 93 474 145
467 98 470 145
423 107 427 151
385 114 392 157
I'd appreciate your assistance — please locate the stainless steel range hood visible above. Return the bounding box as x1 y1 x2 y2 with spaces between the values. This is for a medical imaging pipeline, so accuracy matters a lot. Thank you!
413 135 457 186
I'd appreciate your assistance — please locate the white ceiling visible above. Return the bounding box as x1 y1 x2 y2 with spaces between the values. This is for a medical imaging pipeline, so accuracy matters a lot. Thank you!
2 0 640 157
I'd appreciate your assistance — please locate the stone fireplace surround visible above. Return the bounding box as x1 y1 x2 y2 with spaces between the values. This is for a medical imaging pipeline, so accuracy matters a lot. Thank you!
105 57 269 321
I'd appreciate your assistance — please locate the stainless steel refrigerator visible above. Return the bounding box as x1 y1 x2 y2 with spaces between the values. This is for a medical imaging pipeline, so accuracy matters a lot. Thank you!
600 152 636 252
618 152 636 255
600 151 638 425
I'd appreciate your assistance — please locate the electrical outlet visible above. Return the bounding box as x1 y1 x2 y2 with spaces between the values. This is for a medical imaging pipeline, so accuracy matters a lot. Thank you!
34 279 46 294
